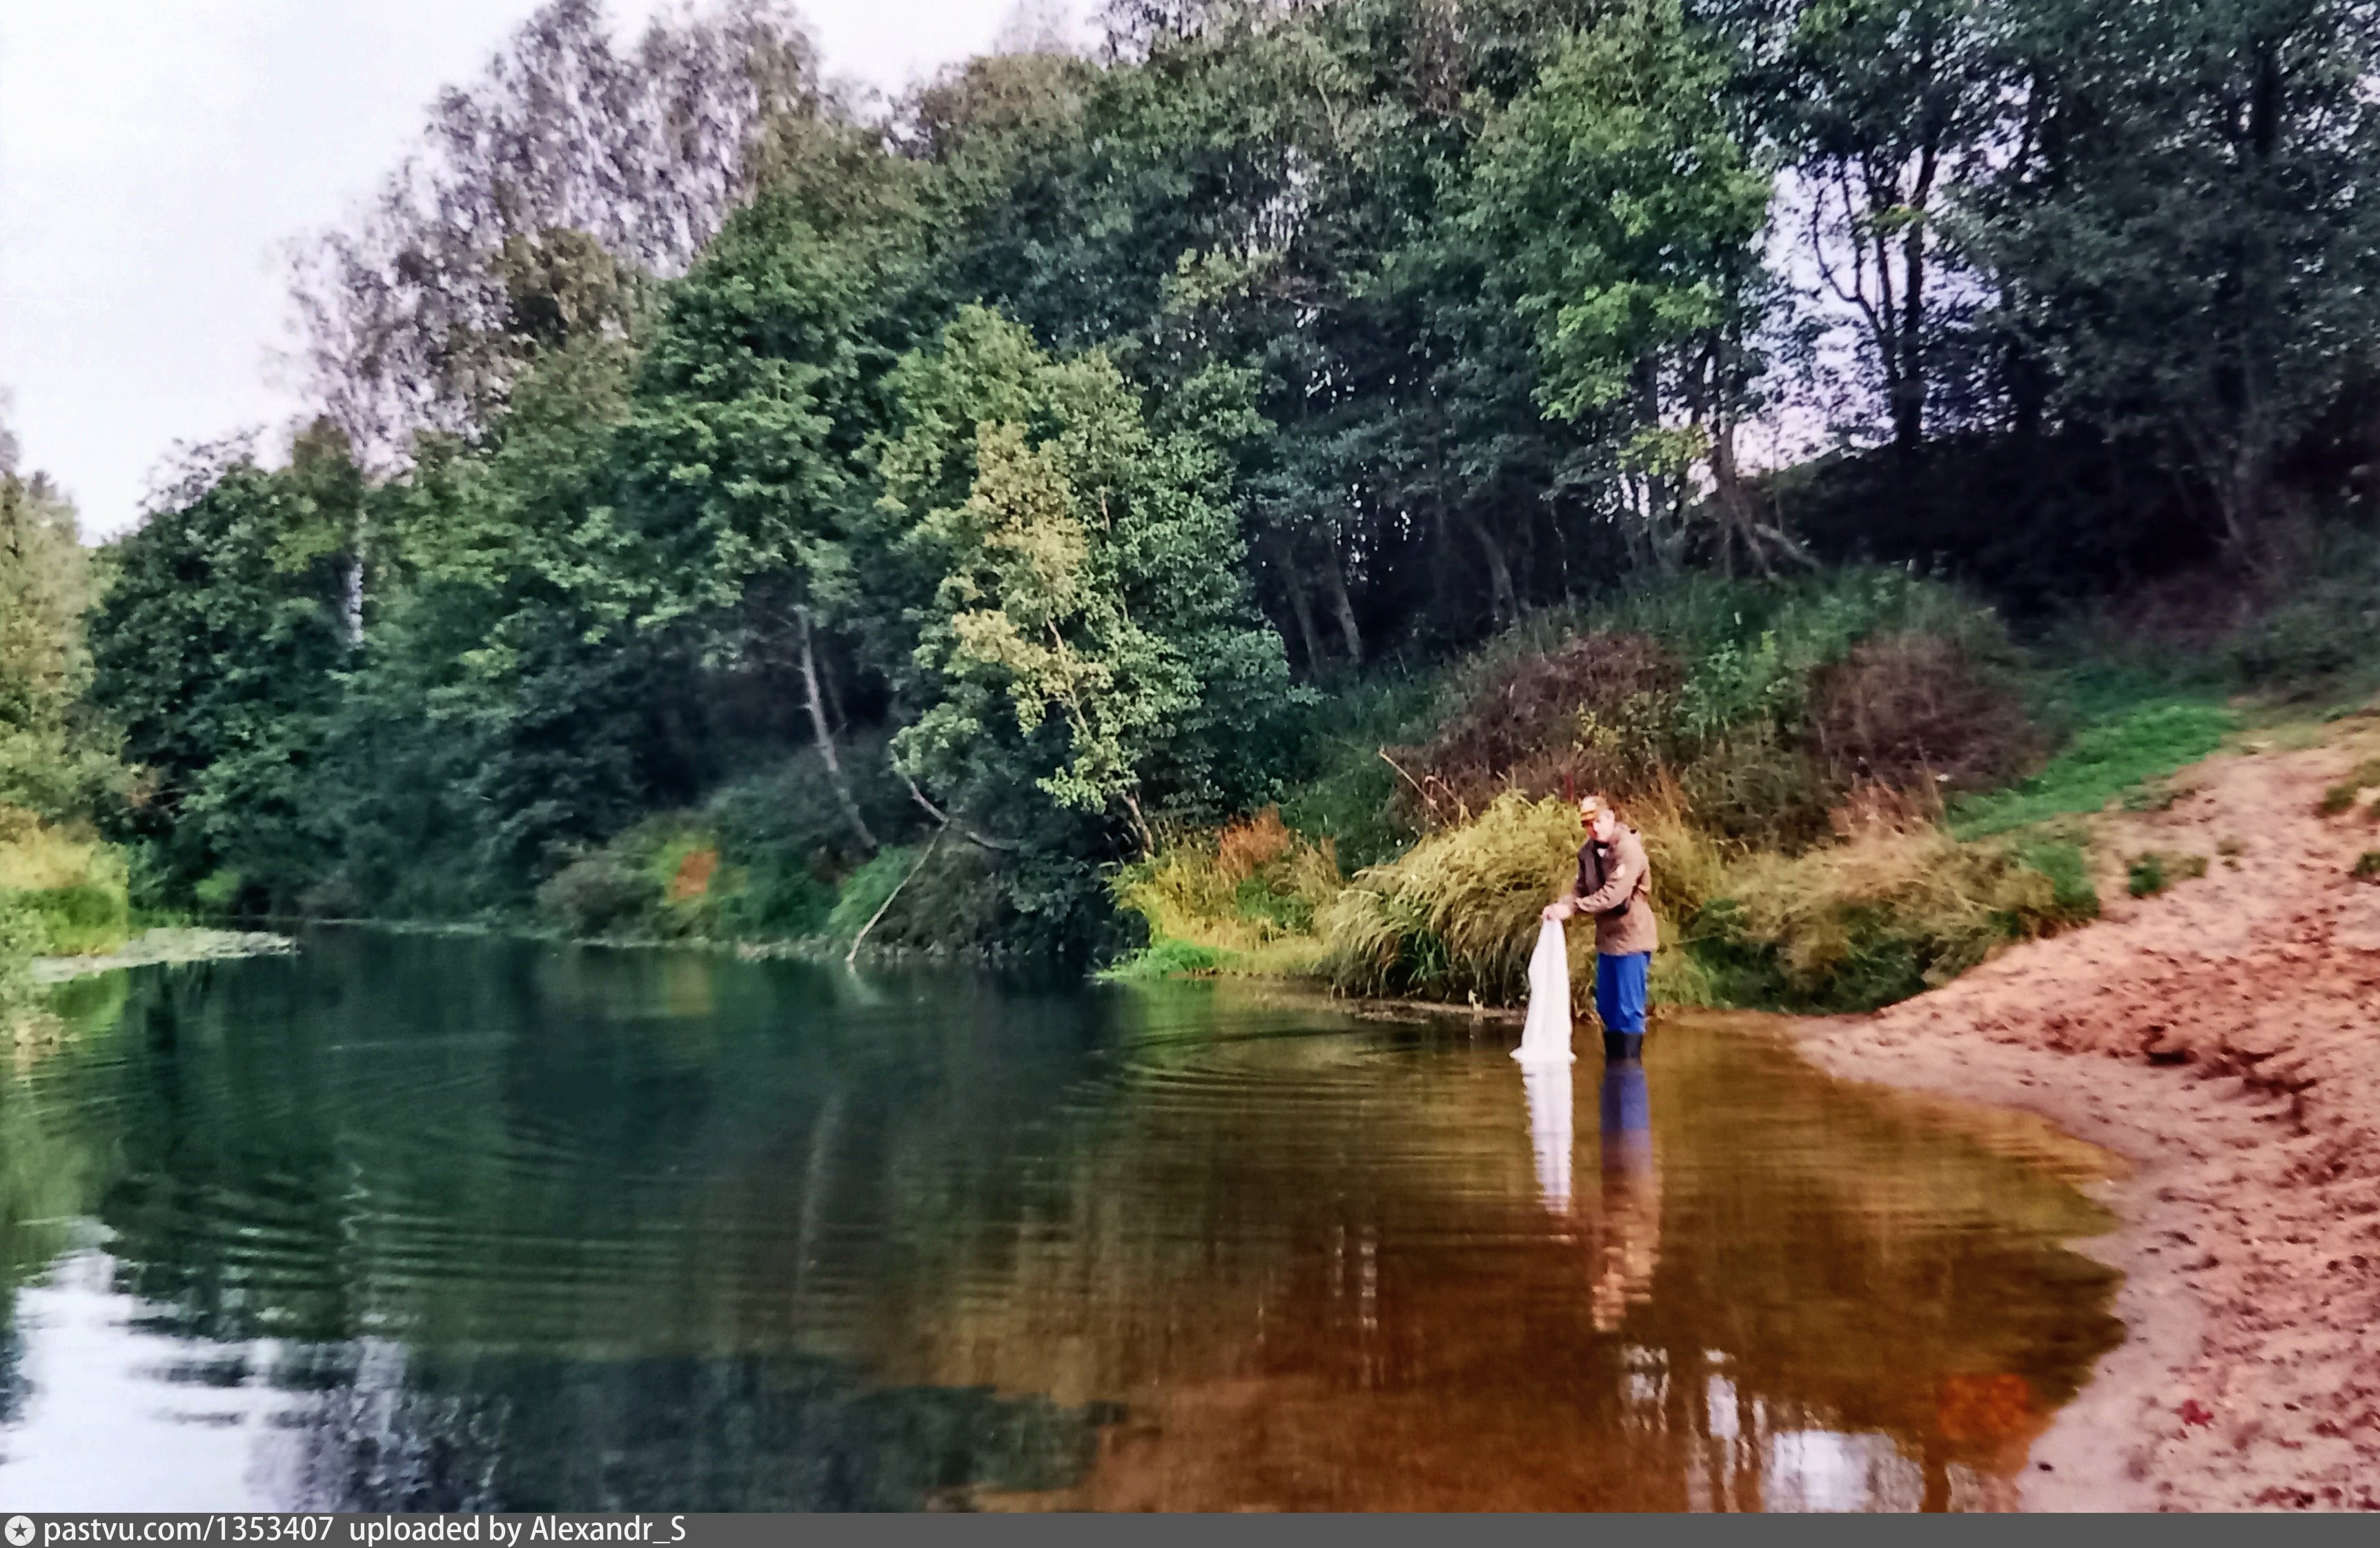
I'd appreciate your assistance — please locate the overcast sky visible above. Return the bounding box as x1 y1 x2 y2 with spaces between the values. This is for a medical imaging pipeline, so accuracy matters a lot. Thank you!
0 0 1054 539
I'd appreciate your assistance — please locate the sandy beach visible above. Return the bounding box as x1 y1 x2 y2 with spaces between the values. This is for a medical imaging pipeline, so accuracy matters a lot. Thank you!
1793 736 2380 1510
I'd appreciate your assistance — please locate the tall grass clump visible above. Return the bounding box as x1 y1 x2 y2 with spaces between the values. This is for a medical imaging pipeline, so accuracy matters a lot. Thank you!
1687 822 2096 1011
1318 793 1582 1004
0 805 129 958
1110 808 1342 976
1318 791 1725 1006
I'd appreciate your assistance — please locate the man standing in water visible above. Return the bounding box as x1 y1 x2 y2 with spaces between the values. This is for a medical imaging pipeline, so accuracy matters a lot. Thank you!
1541 795 1658 1062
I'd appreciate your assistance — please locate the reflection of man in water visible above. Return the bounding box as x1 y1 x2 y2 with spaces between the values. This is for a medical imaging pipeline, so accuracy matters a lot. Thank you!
1591 1060 1660 1331
1541 795 1658 1063
1521 1062 1575 1213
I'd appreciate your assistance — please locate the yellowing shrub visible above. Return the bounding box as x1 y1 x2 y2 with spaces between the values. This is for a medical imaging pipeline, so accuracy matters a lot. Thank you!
0 806 130 958
1694 816 2092 1010
1111 808 1342 975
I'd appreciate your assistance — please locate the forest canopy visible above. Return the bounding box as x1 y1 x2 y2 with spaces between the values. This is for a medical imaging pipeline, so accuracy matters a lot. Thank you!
53 0 2380 959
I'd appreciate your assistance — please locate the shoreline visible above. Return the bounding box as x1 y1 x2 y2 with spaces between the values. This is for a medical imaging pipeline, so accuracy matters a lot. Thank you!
49 752 2374 1514
1789 1020 2233 1511
30 927 296 982
1195 747 2379 1509
1786 737 2380 1511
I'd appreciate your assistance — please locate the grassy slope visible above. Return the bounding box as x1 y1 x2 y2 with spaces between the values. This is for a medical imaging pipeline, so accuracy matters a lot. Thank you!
1110 571 2319 1015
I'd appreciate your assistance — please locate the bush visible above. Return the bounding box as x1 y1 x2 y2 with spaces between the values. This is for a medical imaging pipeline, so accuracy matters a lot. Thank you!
1689 823 2096 1012
1097 937 1225 980
3 883 130 956
1110 808 1343 976
0 809 131 955
1809 631 2043 793
1387 631 1682 826
1275 674 1442 871
537 853 653 935
826 846 921 941
192 869 244 915
2225 531 2380 691
713 857 837 939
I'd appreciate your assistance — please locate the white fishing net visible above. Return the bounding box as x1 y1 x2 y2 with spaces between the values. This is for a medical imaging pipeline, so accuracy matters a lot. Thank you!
1513 917 1575 1064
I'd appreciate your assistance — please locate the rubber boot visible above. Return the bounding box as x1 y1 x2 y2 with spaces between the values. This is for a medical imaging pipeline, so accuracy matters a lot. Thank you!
1602 1031 1644 1063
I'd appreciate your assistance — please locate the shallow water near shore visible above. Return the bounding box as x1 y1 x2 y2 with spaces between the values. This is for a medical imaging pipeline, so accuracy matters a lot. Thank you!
0 933 2119 1511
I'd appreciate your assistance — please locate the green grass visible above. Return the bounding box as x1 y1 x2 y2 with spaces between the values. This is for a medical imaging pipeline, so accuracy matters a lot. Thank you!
1949 700 2234 838
2127 851 2207 897
823 846 920 940
1 883 131 955
1096 937 1227 981
2317 758 2380 817
2013 840 2100 918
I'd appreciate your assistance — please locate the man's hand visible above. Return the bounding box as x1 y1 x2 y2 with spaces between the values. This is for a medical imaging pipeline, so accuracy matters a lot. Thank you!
1542 899 1574 923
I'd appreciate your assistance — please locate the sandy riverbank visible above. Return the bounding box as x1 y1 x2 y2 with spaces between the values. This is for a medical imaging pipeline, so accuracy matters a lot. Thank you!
1794 735 2380 1511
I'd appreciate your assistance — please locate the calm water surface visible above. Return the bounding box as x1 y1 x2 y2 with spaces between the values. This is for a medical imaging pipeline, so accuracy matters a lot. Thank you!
0 934 2120 1511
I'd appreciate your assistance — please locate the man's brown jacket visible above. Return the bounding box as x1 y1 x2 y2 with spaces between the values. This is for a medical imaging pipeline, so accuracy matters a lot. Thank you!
1573 824 1660 957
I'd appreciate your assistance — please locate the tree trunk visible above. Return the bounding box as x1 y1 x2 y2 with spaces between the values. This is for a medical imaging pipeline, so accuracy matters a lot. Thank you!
799 606 877 851
1276 535 1326 673
1891 141 1940 458
1321 525 1364 667
1465 509 1518 624
1888 219 1928 455
818 633 847 735
341 509 366 646
2225 433 2272 563
1631 357 1678 570
1710 388 1752 577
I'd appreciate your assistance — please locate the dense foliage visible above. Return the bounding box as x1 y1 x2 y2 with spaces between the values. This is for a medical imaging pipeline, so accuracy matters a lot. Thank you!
0 416 133 998
54 0 2380 975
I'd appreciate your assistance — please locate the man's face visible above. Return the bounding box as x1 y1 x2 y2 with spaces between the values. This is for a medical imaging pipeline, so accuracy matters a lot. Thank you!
1581 803 1616 842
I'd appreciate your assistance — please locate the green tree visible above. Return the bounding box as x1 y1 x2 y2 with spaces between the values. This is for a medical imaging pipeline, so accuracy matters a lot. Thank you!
1738 0 2012 454
0 459 117 820
616 155 937 851
877 306 1290 855
1969 0 2380 558
1464 0 1781 570
88 449 351 909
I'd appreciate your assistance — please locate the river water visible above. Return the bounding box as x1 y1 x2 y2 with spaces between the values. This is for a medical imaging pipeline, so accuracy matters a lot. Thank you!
0 933 2120 1511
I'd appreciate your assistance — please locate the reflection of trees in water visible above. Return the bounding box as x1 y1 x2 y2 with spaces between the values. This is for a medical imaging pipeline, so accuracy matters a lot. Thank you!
1629 1024 2120 1490
0 950 2121 1512
275 1346 1108 1511
0 938 1125 1508
59 937 1112 1358
0 969 134 1424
